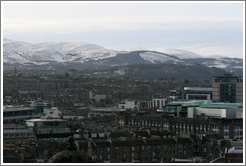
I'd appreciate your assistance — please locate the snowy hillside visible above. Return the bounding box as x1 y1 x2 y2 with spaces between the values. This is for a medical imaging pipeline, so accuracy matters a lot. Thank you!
161 48 203 59
202 57 243 70
3 39 243 75
3 39 117 64
139 51 182 64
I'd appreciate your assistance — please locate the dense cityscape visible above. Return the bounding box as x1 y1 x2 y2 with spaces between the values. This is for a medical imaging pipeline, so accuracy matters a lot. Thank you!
3 69 243 163
2 1 244 164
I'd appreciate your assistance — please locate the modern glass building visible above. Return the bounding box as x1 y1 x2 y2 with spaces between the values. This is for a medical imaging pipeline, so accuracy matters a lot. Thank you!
213 74 243 103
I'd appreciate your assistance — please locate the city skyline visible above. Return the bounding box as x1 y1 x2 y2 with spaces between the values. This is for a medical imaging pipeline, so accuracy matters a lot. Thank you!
2 1 244 58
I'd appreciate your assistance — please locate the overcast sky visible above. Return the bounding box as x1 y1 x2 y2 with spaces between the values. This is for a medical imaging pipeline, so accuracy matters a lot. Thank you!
2 2 244 58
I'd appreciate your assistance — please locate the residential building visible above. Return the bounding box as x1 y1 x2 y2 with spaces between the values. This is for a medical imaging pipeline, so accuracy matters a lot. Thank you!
87 107 123 118
120 113 243 140
75 130 192 163
3 123 36 139
224 147 243 163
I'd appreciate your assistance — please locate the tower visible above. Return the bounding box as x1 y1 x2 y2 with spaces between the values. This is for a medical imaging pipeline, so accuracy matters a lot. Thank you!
212 74 243 103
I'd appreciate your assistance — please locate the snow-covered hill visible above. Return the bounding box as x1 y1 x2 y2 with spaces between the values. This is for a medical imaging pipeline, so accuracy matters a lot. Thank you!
139 51 182 63
160 48 203 59
3 39 243 75
3 38 117 64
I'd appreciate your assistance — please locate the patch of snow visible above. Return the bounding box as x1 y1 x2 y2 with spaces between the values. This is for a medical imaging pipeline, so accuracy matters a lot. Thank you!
139 52 181 64
3 38 117 64
161 49 203 59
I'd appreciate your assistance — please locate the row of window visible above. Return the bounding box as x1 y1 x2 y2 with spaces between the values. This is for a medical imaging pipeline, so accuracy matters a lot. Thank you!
94 147 190 161
128 119 243 137
3 132 34 138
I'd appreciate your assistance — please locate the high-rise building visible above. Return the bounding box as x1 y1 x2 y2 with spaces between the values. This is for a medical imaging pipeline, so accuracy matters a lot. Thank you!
212 74 243 103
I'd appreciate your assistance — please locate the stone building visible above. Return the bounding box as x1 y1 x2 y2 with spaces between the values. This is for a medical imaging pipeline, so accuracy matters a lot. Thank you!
75 132 192 163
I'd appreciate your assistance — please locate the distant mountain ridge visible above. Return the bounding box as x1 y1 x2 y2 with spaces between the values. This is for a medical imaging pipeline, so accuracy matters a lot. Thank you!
159 48 204 59
97 63 230 80
3 38 117 64
3 38 243 77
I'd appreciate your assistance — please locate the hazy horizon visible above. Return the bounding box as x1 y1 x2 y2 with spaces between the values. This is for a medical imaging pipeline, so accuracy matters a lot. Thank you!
2 2 244 58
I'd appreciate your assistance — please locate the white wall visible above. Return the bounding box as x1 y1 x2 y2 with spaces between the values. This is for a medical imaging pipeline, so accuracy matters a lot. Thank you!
187 107 239 118
119 100 138 110
187 107 195 118
152 98 166 109
45 107 62 118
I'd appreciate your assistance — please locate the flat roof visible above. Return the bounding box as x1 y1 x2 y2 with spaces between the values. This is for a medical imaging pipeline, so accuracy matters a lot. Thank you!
168 101 243 109
26 118 66 122
184 87 212 91
173 158 193 163
168 100 210 106
3 106 34 112
227 147 243 154
200 103 243 109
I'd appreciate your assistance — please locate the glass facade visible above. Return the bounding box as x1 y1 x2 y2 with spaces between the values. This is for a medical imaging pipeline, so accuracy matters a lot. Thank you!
213 74 243 103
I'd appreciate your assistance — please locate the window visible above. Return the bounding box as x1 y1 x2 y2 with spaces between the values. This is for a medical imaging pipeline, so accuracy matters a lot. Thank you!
91 133 97 138
224 126 229 130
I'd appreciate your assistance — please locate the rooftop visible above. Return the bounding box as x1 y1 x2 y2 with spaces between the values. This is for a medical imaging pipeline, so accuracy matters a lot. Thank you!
226 147 243 154
3 106 33 112
199 103 243 109
184 87 212 91
168 101 243 109
26 118 66 122
168 100 210 107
